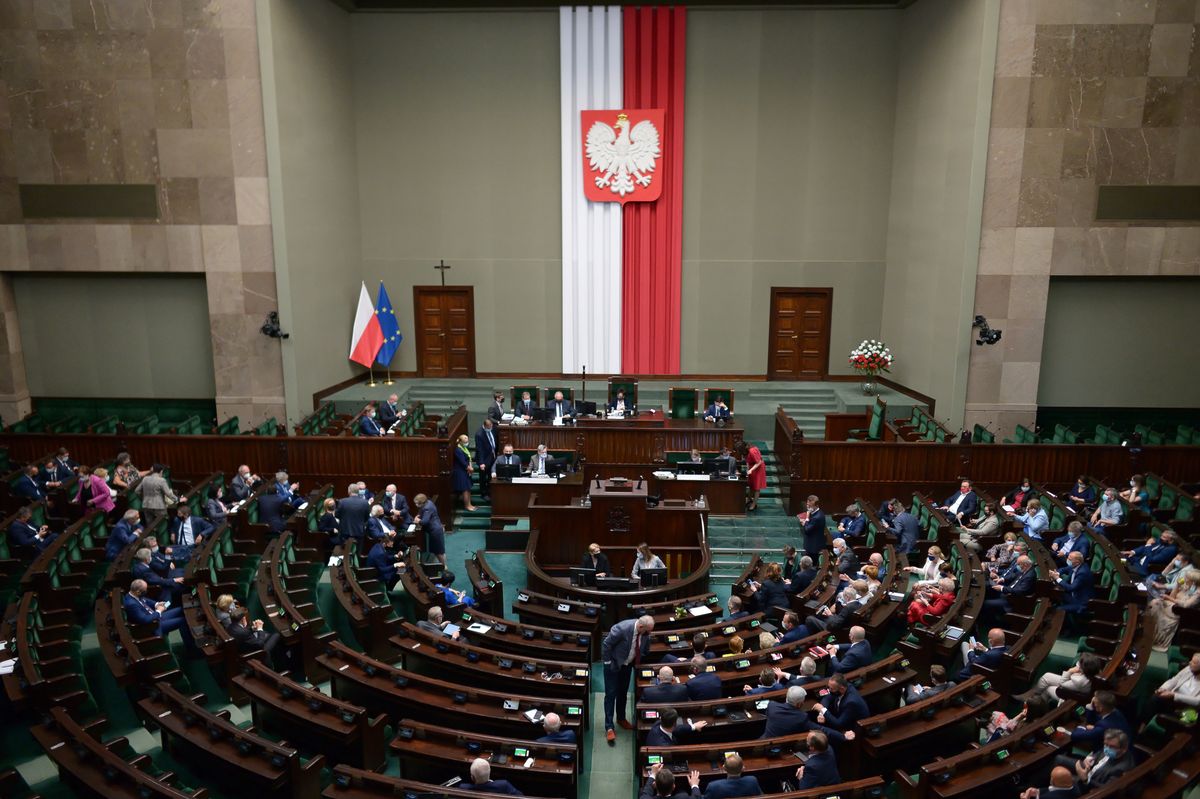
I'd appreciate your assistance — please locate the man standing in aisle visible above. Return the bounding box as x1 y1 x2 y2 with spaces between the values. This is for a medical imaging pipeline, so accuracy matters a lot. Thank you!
600 614 655 745
475 418 498 502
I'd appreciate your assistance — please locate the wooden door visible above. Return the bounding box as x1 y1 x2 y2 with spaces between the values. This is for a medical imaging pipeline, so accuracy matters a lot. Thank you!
767 288 832 380
413 287 476 378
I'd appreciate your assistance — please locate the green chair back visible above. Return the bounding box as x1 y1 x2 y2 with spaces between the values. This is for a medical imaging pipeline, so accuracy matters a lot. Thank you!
608 378 639 406
703 388 734 413
669 388 699 419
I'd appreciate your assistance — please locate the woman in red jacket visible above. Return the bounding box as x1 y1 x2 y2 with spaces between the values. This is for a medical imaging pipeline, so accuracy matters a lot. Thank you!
906 577 957 625
739 442 767 511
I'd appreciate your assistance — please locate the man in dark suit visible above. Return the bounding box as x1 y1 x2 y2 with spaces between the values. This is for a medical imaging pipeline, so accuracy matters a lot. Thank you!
1020 767 1081 799
227 606 283 667
366 505 397 541
367 535 400 590
703 398 731 422
337 483 371 541
47 448 77 484
359 406 383 436
1053 551 1095 614
546 390 574 421
724 596 749 621
700 754 761 799
273 471 304 508
799 495 827 558
475 418 497 501
778 611 808 645
122 579 196 654
106 510 143 560
1050 521 1091 564
645 706 707 746
535 712 577 745
1055 729 1135 790
886 499 921 557
761 686 852 744
1069 691 1132 750
377 393 401 429
958 627 1008 681
168 506 213 561
796 731 840 789
641 764 701 799
804 587 862 635
379 484 412 526
813 672 869 731
12 464 45 501
833 538 860 576
838 505 866 538
8 506 55 553
983 555 1035 616
461 757 523 795
904 664 956 704
515 390 536 420
769 657 819 689
1123 529 1179 579
742 669 780 696
492 445 522 479
600 614 655 743
131 547 186 601
937 480 979 526
829 626 872 673
256 491 291 535
487 391 507 422
685 654 722 701
644 666 690 704
608 389 633 415
787 556 817 595
230 465 260 501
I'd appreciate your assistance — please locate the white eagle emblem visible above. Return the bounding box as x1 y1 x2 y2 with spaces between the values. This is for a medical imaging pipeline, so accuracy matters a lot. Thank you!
585 113 661 197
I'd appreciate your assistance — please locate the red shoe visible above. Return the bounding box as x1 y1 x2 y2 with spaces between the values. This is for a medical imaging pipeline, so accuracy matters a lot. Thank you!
606 729 616 745
617 718 634 730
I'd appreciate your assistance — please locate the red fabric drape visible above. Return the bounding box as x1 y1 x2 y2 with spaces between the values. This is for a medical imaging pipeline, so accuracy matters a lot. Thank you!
621 6 686 374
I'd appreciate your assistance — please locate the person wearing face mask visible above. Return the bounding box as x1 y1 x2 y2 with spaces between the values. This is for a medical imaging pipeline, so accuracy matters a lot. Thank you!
837 505 866 538
1005 478 1035 511
366 504 397 542
1148 569 1200 651
1123 529 1179 579
1119 474 1152 514
1145 550 1191 598
1064 475 1096 514
936 480 978 526
380 484 412 526
1055 728 1134 788
904 545 945 585
831 538 860 577
1050 521 1091 565
1009 498 1049 540
1050 551 1094 615
359 405 383 436
452 434 477 512
1089 489 1125 535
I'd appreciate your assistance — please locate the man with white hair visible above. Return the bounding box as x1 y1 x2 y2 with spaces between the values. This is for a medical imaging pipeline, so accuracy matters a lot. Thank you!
462 757 522 795
803 586 864 635
761 685 854 744
536 712 576 744
600 614 655 744
643 665 689 704
230 464 260 501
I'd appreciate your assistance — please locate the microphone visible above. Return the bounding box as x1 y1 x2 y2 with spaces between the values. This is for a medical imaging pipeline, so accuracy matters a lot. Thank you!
637 475 644 490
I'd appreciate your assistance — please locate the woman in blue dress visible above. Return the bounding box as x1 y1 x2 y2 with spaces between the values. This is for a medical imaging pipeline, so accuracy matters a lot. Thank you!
452 434 477 512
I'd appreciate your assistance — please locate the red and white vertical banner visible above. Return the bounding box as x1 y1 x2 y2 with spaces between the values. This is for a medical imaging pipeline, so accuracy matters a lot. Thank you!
562 5 686 375
561 6 624 374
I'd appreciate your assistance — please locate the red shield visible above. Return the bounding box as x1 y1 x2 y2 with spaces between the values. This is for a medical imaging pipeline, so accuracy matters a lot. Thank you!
581 109 665 204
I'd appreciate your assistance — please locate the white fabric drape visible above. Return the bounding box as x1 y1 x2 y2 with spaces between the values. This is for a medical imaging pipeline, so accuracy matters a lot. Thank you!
560 6 623 374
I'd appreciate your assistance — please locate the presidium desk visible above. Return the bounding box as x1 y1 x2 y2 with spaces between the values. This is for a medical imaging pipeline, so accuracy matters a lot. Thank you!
492 408 746 516
523 479 712 629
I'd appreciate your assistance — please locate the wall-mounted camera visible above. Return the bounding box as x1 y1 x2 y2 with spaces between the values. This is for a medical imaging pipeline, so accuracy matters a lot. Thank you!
972 315 1002 346
261 311 289 340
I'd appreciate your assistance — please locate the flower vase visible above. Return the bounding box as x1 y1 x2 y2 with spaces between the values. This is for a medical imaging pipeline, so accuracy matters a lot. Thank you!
861 377 878 396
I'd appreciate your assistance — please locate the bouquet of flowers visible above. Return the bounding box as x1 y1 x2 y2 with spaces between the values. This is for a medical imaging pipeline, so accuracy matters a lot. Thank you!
848 339 894 376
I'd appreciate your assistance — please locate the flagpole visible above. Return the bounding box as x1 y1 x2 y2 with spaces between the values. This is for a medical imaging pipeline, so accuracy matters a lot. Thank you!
385 369 394 386
367 367 377 387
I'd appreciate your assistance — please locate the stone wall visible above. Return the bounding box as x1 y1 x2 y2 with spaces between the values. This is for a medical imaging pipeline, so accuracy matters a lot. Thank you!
0 0 284 425
964 0 1200 436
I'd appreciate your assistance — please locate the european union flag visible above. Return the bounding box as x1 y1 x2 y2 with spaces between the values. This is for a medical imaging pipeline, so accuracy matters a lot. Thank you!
374 281 402 366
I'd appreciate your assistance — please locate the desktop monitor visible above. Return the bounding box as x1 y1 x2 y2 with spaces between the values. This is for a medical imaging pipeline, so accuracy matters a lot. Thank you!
639 568 668 588
575 400 598 416
676 461 707 475
533 408 554 424
496 463 521 480
569 567 597 587
703 459 726 478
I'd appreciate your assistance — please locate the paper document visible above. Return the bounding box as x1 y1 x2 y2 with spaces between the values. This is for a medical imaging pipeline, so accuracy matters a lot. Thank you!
675 475 710 482
0 659 15 675
467 623 493 634
687 606 713 617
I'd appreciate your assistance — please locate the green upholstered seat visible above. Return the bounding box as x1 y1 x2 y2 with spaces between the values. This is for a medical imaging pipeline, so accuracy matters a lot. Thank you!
511 385 541 408
608 377 639 406
668 388 698 419
702 388 734 414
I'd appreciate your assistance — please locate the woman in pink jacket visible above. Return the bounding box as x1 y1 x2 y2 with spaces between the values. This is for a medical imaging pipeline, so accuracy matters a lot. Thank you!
77 465 116 514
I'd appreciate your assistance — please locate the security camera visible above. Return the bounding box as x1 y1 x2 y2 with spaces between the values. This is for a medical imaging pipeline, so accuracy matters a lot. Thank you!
972 315 1002 346
261 311 289 340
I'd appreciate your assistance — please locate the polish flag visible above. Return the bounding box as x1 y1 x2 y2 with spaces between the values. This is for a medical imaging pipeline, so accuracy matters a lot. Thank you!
348 282 385 367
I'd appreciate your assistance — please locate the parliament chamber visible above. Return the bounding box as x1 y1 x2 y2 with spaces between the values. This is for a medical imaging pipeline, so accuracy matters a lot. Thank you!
3 0 1200 798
